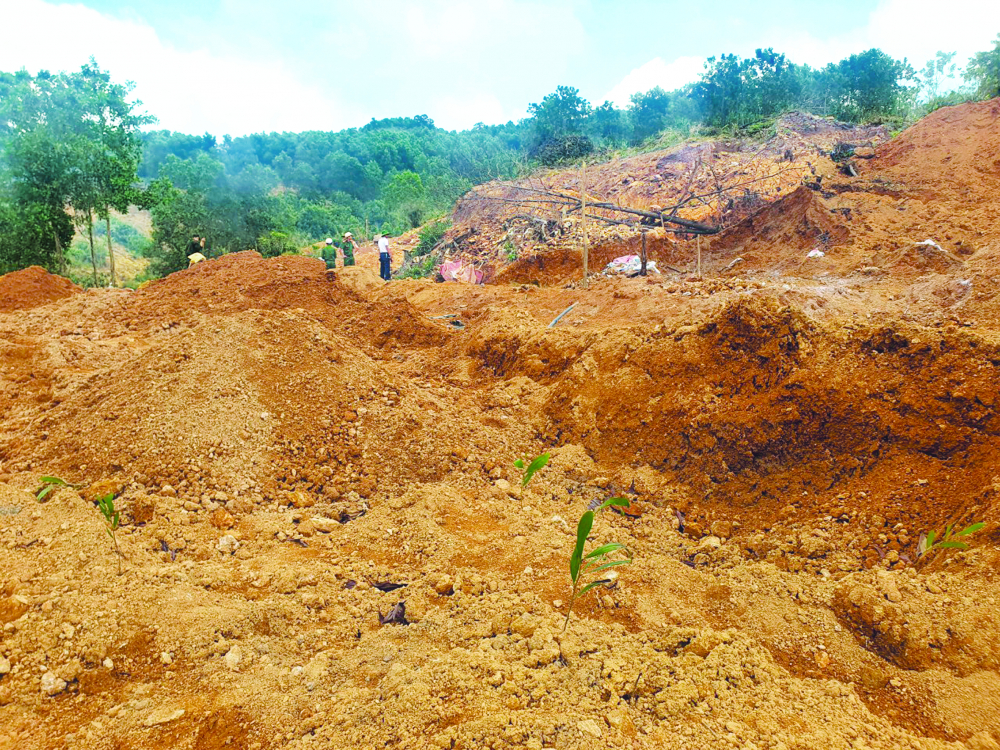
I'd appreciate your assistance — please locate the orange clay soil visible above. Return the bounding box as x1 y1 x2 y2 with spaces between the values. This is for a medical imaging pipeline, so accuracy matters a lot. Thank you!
0 266 80 313
1 102 1000 750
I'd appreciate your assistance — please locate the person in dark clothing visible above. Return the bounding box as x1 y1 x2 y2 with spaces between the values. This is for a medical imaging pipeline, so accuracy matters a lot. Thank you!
186 235 206 266
377 233 391 281
186 234 205 257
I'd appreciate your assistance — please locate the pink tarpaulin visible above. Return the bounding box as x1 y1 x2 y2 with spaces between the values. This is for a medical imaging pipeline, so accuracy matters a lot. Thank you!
440 260 484 284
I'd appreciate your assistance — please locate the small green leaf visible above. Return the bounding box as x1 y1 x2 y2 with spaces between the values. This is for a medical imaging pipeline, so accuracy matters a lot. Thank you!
594 497 630 513
944 524 954 539
577 579 612 597
585 543 624 560
935 540 968 550
39 476 69 486
570 511 594 582
521 452 550 486
955 522 984 537
925 530 936 548
587 559 632 574
36 485 55 501
513 459 525 469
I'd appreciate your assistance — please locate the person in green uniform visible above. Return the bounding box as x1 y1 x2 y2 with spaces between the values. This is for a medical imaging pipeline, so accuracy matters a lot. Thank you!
338 232 357 267
321 237 338 272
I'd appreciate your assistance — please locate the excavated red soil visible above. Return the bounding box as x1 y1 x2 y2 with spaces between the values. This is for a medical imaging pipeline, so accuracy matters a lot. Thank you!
0 266 80 312
2 102 1000 750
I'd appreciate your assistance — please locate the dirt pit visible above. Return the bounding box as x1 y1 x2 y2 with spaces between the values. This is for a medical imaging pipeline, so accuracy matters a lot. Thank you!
2 103 1000 750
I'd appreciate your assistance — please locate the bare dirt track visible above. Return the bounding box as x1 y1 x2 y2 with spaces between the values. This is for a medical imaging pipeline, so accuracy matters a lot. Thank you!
2 102 1000 750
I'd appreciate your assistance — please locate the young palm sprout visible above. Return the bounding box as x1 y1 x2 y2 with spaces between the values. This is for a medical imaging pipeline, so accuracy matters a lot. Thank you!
565 497 632 631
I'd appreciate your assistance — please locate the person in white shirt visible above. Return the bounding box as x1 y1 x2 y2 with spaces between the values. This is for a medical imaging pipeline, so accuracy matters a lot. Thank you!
377 233 391 281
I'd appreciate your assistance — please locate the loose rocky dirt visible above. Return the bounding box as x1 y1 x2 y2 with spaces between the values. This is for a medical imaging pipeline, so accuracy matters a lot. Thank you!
1 102 1000 750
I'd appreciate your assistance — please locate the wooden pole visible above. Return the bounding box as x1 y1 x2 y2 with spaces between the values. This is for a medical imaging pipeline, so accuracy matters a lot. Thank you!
106 214 117 287
581 161 588 289
697 234 702 279
87 211 98 287
640 230 648 276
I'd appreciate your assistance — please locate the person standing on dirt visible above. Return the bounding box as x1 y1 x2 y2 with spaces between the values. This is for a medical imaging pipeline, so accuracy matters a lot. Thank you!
322 237 338 273
377 233 391 281
338 232 358 267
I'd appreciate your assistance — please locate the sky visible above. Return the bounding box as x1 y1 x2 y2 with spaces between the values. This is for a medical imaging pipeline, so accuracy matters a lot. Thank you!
0 0 997 137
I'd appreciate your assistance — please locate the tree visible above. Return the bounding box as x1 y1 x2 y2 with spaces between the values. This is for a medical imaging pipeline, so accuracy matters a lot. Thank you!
589 100 630 144
965 34 1000 100
819 49 916 122
693 49 801 127
74 62 155 286
383 171 427 228
1 127 81 273
0 61 154 283
0 195 73 274
527 86 592 142
920 51 958 101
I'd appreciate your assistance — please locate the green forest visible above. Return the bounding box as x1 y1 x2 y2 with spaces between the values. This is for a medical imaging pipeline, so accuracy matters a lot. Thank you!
2 36 999 284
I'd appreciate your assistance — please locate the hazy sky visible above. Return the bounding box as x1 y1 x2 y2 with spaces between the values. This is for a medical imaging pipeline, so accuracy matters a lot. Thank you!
1 0 997 136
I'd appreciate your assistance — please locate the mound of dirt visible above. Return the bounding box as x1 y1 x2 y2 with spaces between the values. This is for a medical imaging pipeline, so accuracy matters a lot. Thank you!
874 239 966 278
0 266 80 312
864 98 1000 195
126 251 355 323
707 186 850 273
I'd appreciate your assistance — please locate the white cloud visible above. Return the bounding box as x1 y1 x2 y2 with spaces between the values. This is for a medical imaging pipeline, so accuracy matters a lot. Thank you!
604 56 705 108
430 93 512 131
0 0 356 136
774 0 1000 73
864 0 1000 65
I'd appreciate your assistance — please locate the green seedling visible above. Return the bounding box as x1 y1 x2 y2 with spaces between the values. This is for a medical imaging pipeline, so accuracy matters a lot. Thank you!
96 493 123 575
564 497 632 631
35 476 77 502
918 521 984 557
514 452 550 487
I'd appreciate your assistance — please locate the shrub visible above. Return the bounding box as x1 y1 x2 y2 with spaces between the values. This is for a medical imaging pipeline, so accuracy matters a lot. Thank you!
397 255 437 279
415 220 450 257
531 135 595 166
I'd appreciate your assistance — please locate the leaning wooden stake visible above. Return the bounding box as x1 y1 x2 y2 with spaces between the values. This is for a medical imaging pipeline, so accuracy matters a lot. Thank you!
697 234 702 279
581 161 588 289
106 214 117 287
640 231 648 276
87 212 98 287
